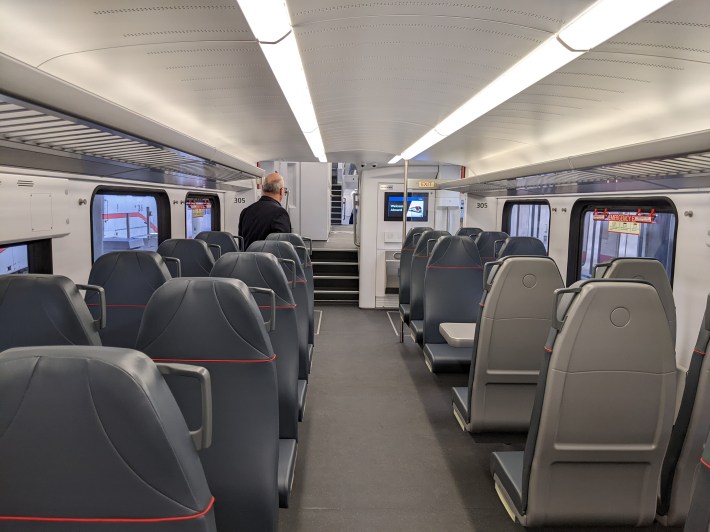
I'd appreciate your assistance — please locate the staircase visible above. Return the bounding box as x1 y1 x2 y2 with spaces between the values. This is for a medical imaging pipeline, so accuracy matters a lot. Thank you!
312 248 359 304
331 184 342 224
331 165 342 224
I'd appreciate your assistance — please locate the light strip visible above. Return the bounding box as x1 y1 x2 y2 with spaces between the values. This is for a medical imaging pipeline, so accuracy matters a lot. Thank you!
388 155 402 164
559 0 674 51
397 0 674 160
237 0 327 162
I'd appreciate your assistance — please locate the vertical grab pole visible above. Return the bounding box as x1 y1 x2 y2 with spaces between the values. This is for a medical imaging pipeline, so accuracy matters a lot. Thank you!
400 159 409 343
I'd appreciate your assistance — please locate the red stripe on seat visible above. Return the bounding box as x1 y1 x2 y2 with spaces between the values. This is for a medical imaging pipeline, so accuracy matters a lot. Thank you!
0 497 215 523
153 354 276 363
427 266 483 269
694 349 706 356
87 303 146 308
701 457 710 469
543 346 552 353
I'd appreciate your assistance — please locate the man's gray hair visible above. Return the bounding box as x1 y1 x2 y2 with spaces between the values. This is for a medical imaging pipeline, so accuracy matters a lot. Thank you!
263 177 284 193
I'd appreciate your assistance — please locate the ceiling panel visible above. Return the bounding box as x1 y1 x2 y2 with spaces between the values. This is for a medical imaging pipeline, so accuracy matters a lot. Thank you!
0 0 313 163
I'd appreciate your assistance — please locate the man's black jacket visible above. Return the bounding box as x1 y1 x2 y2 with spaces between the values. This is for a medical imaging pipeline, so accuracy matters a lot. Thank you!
238 196 292 250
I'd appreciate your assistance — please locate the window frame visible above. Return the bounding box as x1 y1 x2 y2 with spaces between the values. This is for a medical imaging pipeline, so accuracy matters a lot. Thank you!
502 199 551 250
90 186 171 263
0 239 52 275
185 192 221 238
567 197 678 286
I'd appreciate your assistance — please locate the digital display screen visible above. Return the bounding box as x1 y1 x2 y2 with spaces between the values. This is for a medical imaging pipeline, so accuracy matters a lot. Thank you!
384 192 429 222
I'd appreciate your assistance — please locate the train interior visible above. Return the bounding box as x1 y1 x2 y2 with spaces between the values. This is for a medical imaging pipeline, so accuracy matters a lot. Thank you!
0 0 709 530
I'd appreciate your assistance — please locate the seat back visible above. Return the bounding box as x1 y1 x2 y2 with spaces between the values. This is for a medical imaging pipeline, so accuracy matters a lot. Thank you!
211 252 299 441
409 230 450 322
195 231 241 259
683 428 710 531
497 236 547 258
467 257 563 431
474 231 509 265
522 279 676 526
157 238 215 277
658 294 710 525
596 257 676 342
422 235 483 344
247 240 309 379
456 227 482 238
0 274 101 350
266 233 314 344
136 278 278 532
398 226 431 307
86 251 171 348
0 346 215 531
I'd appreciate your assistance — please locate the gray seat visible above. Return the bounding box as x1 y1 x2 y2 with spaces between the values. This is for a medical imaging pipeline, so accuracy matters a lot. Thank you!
157 238 215 277
136 278 279 532
595 257 676 342
210 251 299 508
452 257 563 432
86 251 171 348
248 240 310 416
474 231 509 265
408 229 450 345
266 233 315 347
195 230 242 260
0 345 216 531
657 293 710 526
491 279 676 527
421 235 483 373
683 428 710 531
497 236 547 258
0 274 101 350
456 227 483 238
398 227 431 333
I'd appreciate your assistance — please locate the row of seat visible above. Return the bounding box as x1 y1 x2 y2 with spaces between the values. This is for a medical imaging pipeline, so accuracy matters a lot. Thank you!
0 231 317 531
394 227 708 527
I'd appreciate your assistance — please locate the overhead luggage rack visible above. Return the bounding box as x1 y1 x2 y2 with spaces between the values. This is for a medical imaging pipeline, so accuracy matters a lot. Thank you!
0 93 258 184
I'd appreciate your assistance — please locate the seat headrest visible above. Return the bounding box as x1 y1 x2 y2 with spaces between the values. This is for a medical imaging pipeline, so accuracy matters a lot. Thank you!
136 278 273 362
157 239 215 276
412 230 450 258
403 226 432 249
246 240 306 281
0 274 101 350
265 233 309 265
427 235 483 269
456 227 483 238
211 252 294 306
195 231 240 254
0 345 212 521
497 236 547 258
88 251 172 294
474 231 509 262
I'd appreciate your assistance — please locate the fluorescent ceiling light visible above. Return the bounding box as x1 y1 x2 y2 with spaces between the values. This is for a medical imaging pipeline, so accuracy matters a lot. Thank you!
237 0 291 43
559 0 674 51
388 155 402 164
397 0 675 160
237 0 327 162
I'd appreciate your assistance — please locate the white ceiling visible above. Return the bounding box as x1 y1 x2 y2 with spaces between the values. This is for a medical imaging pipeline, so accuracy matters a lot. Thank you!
0 0 708 180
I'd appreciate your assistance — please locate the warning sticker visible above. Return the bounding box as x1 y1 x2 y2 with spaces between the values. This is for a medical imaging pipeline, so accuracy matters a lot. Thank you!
608 221 641 235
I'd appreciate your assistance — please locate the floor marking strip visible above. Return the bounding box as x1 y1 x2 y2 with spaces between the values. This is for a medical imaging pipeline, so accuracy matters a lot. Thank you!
315 310 323 335
386 311 400 337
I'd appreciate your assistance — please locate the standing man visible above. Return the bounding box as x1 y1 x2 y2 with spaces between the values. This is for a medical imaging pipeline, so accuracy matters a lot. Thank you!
239 171 292 250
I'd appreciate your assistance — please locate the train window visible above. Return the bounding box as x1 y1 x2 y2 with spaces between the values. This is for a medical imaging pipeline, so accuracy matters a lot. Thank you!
0 240 52 275
91 188 170 262
569 199 677 283
186 194 220 238
0 243 29 275
502 201 550 251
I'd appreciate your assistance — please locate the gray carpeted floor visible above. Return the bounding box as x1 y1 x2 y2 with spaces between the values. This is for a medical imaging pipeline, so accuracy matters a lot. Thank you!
279 306 680 532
